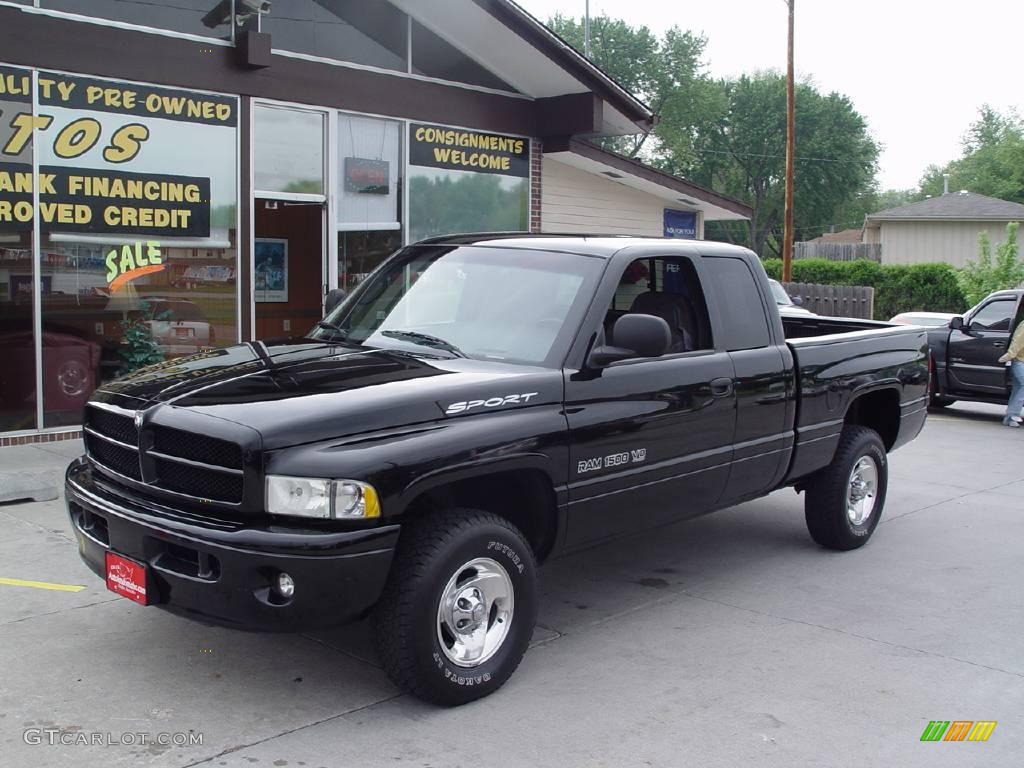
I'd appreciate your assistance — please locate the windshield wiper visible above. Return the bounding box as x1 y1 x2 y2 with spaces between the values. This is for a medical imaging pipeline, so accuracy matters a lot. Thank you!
313 320 348 340
381 329 466 357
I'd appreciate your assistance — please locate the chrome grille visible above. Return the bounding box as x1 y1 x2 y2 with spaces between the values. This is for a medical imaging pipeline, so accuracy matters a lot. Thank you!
83 405 244 504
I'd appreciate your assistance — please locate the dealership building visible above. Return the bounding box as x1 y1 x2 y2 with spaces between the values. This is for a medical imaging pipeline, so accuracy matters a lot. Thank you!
0 0 750 442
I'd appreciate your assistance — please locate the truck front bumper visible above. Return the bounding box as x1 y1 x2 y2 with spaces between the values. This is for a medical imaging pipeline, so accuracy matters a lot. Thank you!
65 458 399 632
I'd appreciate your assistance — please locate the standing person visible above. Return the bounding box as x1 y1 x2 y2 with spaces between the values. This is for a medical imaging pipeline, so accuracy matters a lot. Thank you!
998 317 1024 427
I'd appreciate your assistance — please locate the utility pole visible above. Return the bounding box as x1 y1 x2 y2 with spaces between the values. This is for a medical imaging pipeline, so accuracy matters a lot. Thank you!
782 0 795 282
584 0 591 58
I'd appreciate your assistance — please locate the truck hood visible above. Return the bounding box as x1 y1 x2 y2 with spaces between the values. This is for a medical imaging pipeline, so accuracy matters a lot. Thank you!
90 340 562 450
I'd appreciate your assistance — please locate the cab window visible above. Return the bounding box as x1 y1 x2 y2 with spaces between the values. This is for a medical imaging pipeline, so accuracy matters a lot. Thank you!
606 257 713 353
970 299 1016 331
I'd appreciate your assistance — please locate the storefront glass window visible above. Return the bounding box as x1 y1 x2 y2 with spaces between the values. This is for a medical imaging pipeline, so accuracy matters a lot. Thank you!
338 230 401 291
28 72 238 428
411 21 517 93
40 0 233 40
262 0 407 72
407 124 529 243
0 65 37 431
254 105 324 195
336 113 401 288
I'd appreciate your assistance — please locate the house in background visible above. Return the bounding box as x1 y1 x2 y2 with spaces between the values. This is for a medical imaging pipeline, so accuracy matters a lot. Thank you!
540 139 751 238
863 191 1024 267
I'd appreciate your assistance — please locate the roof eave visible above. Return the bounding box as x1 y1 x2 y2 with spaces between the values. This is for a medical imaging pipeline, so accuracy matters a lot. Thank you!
472 0 656 132
564 139 752 219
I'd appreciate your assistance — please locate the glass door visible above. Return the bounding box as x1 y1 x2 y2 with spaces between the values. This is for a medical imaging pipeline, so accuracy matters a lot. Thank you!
253 103 328 340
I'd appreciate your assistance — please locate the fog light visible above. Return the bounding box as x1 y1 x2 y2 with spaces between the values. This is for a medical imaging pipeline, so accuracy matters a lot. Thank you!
276 572 295 598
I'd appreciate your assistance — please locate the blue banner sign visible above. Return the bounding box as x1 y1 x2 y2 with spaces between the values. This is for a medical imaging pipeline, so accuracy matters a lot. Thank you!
663 209 697 239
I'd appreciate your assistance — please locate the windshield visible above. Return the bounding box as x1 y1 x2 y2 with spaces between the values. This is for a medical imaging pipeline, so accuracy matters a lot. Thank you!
313 245 605 366
768 279 793 306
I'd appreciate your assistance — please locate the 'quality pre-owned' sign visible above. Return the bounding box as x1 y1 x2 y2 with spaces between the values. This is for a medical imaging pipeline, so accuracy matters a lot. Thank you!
410 123 528 177
0 67 233 238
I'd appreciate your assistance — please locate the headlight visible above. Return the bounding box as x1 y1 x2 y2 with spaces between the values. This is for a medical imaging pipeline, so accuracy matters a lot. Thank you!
265 476 380 519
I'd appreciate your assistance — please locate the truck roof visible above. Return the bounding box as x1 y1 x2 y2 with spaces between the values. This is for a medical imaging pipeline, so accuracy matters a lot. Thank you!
410 232 756 260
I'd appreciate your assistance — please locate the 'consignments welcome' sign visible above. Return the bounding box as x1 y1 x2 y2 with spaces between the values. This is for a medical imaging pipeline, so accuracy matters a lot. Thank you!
410 123 528 178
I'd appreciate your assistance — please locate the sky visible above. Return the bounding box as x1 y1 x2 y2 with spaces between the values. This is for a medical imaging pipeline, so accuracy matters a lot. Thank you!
517 0 1023 191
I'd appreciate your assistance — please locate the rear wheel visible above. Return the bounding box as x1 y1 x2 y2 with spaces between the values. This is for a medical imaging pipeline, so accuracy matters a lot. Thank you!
804 425 888 550
929 395 955 409
373 508 538 706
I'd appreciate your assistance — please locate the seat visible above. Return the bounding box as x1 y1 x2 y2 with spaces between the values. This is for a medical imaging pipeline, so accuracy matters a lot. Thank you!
627 292 697 353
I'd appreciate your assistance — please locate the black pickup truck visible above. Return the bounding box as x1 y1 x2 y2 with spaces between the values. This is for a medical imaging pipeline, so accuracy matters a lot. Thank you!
928 289 1024 408
66 235 928 705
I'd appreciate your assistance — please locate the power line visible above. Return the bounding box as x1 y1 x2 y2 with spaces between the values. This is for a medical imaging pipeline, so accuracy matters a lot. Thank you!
685 146 870 165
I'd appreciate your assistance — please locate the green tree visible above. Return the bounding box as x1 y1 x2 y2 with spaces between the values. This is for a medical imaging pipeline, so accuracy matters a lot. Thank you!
920 107 1024 203
690 73 878 257
546 17 879 258
957 222 1024 306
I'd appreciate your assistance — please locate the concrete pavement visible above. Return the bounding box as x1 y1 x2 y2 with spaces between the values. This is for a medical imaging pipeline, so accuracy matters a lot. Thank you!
0 403 1021 767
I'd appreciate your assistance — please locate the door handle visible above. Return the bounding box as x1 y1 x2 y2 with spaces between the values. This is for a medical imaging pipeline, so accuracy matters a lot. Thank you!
992 341 1006 347
710 377 734 397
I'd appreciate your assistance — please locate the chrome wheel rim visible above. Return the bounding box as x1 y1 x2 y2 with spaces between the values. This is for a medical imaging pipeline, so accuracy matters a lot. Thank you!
436 557 514 668
58 361 89 397
846 456 878 526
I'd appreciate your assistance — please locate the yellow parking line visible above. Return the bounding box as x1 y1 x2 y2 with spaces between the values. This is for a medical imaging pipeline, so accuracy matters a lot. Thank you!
0 577 86 593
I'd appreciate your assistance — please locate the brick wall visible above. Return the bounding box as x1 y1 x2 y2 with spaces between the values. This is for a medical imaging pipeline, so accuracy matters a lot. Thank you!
0 430 82 447
530 139 542 233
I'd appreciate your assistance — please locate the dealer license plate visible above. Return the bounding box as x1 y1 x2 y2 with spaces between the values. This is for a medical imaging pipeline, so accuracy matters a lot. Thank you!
104 551 150 605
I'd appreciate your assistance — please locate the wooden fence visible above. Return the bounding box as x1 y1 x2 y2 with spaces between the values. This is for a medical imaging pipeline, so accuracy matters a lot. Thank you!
783 281 875 319
793 242 881 262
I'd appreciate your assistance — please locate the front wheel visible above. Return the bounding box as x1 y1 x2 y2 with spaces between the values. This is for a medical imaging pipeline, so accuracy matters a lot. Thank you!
373 509 538 705
804 425 888 550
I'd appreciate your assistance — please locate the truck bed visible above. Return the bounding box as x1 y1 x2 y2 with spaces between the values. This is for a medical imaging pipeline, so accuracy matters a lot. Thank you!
781 316 930 483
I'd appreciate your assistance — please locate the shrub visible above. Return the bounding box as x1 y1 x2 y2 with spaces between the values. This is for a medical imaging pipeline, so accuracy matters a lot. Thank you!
957 222 1024 307
759 259 967 319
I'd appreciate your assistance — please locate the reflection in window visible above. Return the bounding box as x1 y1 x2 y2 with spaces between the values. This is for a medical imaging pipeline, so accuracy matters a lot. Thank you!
41 0 233 40
407 168 527 243
0 66 37 431
262 0 407 71
254 105 324 194
339 230 401 291
33 74 239 428
411 21 516 92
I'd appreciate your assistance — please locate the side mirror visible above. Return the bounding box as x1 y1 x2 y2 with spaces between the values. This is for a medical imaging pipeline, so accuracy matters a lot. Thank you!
949 316 964 331
790 295 804 306
324 288 347 315
588 314 671 367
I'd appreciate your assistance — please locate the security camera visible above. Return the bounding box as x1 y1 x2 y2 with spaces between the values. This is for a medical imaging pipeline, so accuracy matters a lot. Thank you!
202 0 270 28
238 0 271 13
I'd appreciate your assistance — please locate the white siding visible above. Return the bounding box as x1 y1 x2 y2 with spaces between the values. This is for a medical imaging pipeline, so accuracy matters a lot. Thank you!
541 157 702 237
880 220 1023 267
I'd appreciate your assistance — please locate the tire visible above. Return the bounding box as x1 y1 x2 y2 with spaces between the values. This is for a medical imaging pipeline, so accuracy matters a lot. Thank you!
804 425 888 551
373 508 538 706
928 395 955 409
